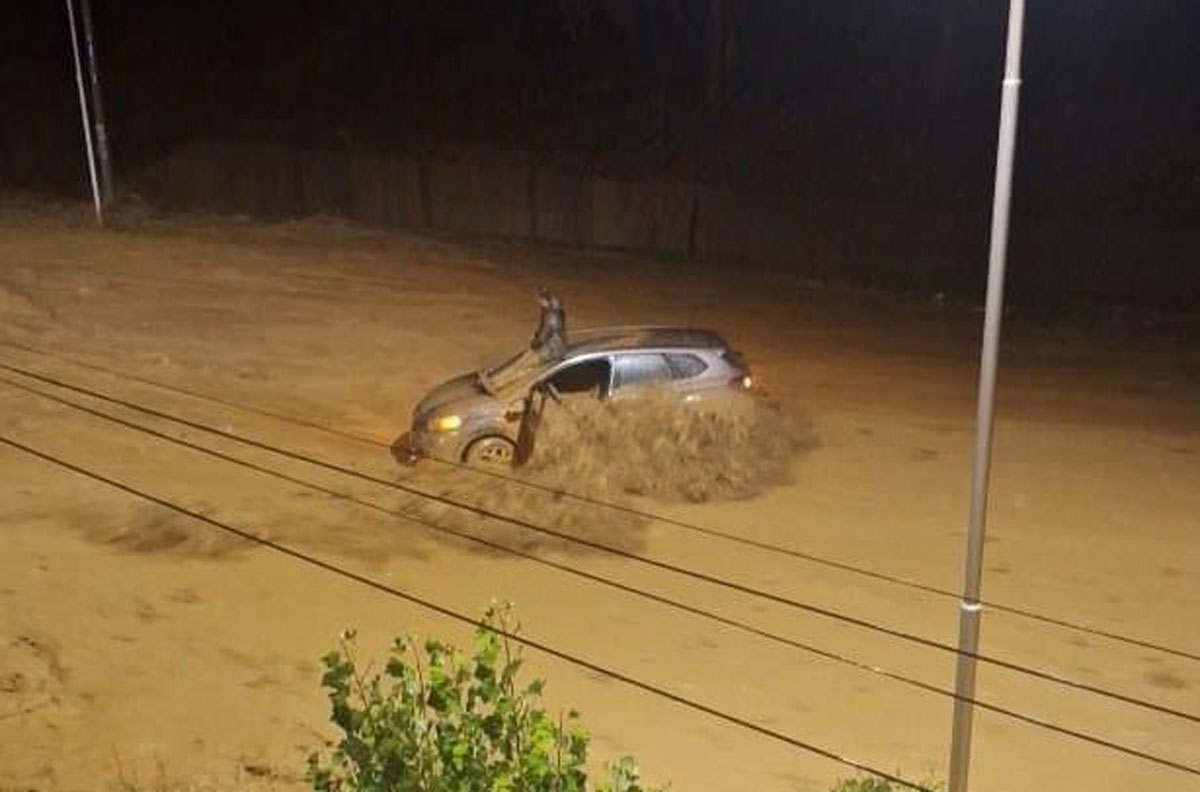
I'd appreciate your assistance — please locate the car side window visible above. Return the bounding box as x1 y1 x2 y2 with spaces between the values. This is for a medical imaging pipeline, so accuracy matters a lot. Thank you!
547 359 610 396
613 354 672 389
664 353 708 380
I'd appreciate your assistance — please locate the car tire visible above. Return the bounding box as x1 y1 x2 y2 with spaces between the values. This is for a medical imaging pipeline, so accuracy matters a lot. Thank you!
463 435 517 469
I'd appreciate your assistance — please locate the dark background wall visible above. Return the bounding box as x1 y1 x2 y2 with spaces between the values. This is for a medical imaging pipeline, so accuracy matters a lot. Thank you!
3 1 1198 309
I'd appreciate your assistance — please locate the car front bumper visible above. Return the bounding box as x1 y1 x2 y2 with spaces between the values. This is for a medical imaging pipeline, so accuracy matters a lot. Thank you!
391 431 422 466
391 427 466 466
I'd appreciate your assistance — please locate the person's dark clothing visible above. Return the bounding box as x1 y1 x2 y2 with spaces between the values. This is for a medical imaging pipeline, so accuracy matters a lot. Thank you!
531 291 566 359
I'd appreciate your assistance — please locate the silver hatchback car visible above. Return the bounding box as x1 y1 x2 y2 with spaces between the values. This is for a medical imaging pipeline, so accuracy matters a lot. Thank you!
397 326 752 467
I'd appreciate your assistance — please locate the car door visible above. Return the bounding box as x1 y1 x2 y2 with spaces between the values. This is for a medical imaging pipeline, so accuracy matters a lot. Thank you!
518 357 611 460
610 353 674 400
542 357 613 401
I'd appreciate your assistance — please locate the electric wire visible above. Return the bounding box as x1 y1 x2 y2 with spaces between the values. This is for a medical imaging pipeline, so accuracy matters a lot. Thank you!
4 338 1196 666
4 374 1198 777
0 432 936 792
3 360 1199 728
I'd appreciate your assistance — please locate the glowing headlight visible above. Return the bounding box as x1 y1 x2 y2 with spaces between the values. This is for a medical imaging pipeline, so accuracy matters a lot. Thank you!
429 414 463 433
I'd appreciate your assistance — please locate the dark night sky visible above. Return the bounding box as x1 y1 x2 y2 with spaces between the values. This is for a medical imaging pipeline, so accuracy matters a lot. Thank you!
4 1 1200 227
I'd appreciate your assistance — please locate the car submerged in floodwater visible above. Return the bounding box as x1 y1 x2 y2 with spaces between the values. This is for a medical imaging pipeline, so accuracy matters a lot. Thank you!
396 326 753 468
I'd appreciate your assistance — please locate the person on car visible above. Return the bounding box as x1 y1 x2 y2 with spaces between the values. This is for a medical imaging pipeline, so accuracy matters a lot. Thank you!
530 287 566 360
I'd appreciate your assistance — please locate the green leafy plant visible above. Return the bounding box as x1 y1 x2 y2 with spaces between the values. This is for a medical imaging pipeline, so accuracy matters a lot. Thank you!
308 603 662 792
829 780 899 792
829 775 941 792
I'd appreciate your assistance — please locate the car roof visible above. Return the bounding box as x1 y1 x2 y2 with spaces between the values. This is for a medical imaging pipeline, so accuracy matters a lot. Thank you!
566 326 727 355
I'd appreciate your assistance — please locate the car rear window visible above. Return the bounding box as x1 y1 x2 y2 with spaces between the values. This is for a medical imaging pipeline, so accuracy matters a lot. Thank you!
664 353 708 379
613 354 672 388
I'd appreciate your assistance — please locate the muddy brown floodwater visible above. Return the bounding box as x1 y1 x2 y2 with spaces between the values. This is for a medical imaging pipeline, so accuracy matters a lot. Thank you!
400 393 817 556
0 202 1198 792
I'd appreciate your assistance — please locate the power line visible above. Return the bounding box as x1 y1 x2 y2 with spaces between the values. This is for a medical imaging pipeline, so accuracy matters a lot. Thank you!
0 432 935 792
4 361 1200 728
4 337 1196 666
6 373 1199 777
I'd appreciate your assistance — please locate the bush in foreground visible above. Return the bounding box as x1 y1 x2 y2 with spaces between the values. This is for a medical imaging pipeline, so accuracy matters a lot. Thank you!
307 602 929 792
307 603 662 792
831 775 940 792
829 780 900 792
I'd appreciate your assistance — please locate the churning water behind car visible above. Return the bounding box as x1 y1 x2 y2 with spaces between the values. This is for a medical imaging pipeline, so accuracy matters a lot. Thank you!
395 390 818 557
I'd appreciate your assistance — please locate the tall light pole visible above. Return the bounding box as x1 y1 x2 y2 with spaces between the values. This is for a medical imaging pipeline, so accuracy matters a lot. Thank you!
65 0 103 224
947 1 1027 791
78 0 115 204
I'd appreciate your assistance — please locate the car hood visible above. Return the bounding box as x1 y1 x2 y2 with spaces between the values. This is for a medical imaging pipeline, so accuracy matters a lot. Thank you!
412 372 498 424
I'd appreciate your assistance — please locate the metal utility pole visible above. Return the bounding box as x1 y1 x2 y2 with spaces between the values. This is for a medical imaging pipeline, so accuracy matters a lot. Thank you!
65 0 103 224
78 0 115 204
947 1 1027 791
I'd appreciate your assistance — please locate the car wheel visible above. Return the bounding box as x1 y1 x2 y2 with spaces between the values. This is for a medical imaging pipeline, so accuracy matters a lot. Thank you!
463 435 516 469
